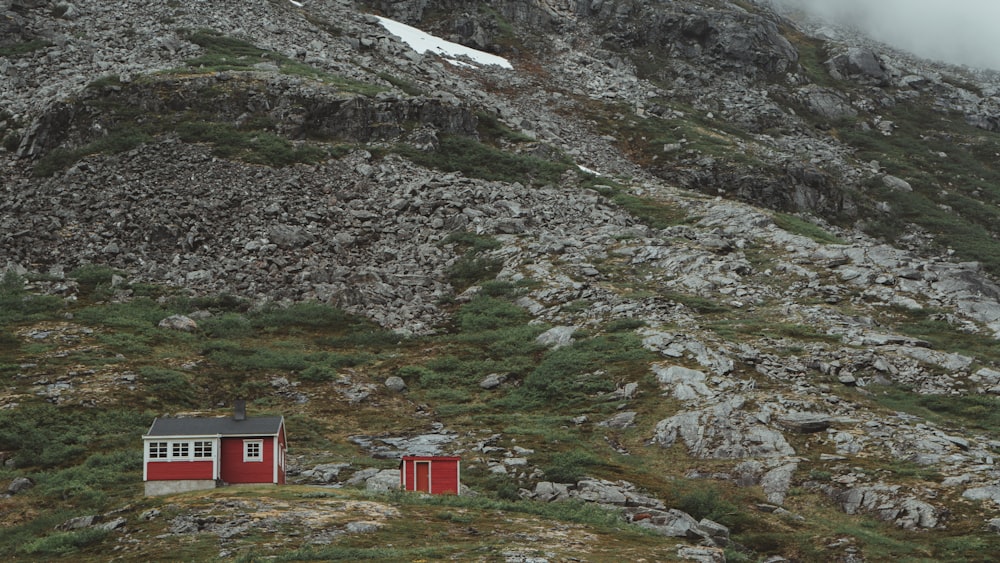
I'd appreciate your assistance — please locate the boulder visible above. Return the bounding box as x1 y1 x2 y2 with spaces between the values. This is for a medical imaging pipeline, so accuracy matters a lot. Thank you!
827 48 889 84
7 476 34 494
653 396 794 459
597 411 636 429
158 314 198 332
776 412 833 433
479 372 508 389
384 376 407 392
535 325 577 349
364 469 401 491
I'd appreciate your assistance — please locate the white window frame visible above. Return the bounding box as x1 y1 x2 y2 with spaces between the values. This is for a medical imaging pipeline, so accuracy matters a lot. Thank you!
172 441 190 459
148 441 168 459
193 440 213 458
244 439 263 462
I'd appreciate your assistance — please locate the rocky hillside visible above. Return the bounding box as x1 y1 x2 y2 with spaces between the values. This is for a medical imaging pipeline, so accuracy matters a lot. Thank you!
4 0 1000 561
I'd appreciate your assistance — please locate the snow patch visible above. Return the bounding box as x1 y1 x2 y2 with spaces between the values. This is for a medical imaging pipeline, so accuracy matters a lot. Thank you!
374 16 512 69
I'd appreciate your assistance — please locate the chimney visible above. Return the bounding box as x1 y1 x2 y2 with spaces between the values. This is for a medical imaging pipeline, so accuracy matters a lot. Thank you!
233 399 246 421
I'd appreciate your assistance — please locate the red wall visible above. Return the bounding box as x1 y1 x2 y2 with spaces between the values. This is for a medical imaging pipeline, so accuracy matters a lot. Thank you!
220 437 274 484
402 458 459 495
146 461 213 481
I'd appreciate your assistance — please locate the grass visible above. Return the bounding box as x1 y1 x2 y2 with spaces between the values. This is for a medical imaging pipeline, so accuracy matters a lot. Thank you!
0 39 52 58
176 122 327 166
181 30 384 96
0 265 996 562
589 182 690 230
772 212 847 244
0 271 65 325
394 135 573 186
32 29 386 176
834 100 1000 274
870 385 1000 437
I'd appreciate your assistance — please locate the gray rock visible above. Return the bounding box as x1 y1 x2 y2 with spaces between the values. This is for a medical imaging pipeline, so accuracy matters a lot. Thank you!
479 372 508 389
532 481 572 502
598 411 636 429
96 517 127 531
800 86 857 120
828 48 889 83
158 314 197 332
654 365 714 400
777 412 833 433
535 325 577 349
882 175 913 192
654 396 794 459
963 485 1000 503
7 476 33 494
576 479 628 505
761 462 798 505
697 518 730 543
346 521 380 533
364 469 401 491
58 515 97 530
675 546 726 563
384 376 407 392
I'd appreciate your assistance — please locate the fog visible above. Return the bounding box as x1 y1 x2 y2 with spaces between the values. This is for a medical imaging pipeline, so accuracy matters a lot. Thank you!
769 0 1000 70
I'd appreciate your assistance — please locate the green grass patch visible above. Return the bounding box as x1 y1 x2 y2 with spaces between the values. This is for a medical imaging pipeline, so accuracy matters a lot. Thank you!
772 212 846 244
0 271 64 324
20 528 110 557
0 38 51 58
835 100 1000 274
176 121 327 166
0 404 149 469
182 30 383 95
871 385 1000 436
33 125 153 177
510 332 655 407
394 135 572 186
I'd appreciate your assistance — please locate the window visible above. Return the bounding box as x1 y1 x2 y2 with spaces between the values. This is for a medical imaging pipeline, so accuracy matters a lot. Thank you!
244 440 263 462
193 441 213 458
172 442 190 458
148 441 168 459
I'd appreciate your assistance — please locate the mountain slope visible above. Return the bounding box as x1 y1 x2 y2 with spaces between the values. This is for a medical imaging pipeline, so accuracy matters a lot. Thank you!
4 0 1000 561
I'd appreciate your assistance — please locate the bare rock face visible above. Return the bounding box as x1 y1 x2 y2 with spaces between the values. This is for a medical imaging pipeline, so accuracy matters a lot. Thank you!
826 47 890 84
653 396 794 459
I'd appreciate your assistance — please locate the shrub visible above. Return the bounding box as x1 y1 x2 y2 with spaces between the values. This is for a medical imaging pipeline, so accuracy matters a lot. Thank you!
440 231 502 253
249 302 352 331
299 364 337 382
517 333 651 405
20 528 109 556
75 298 175 333
0 272 64 324
772 212 846 244
0 405 149 469
200 313 253 338
446 254 504 290
203 342 309 372
456 296 530 333
141 366 196 406
542 449 602 483
68 264 118 286
605 318 646 332
0 39 51 58
394 135 571 186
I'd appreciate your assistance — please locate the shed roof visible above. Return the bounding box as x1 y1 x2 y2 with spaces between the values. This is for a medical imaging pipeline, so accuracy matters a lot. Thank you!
144 416 283 438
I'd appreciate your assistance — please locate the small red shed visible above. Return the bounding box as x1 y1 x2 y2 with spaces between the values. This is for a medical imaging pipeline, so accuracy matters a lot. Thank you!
142 404 286 496
400 455 461 495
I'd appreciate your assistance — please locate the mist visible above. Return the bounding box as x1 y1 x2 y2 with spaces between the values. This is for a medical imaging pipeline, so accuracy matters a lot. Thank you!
769 0 1000 71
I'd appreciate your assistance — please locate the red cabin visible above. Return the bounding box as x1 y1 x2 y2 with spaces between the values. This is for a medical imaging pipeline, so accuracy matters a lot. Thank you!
142 405 286 496
400 456 461 495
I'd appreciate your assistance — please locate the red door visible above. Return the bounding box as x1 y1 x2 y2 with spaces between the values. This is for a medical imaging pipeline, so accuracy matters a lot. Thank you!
415 461 430 492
